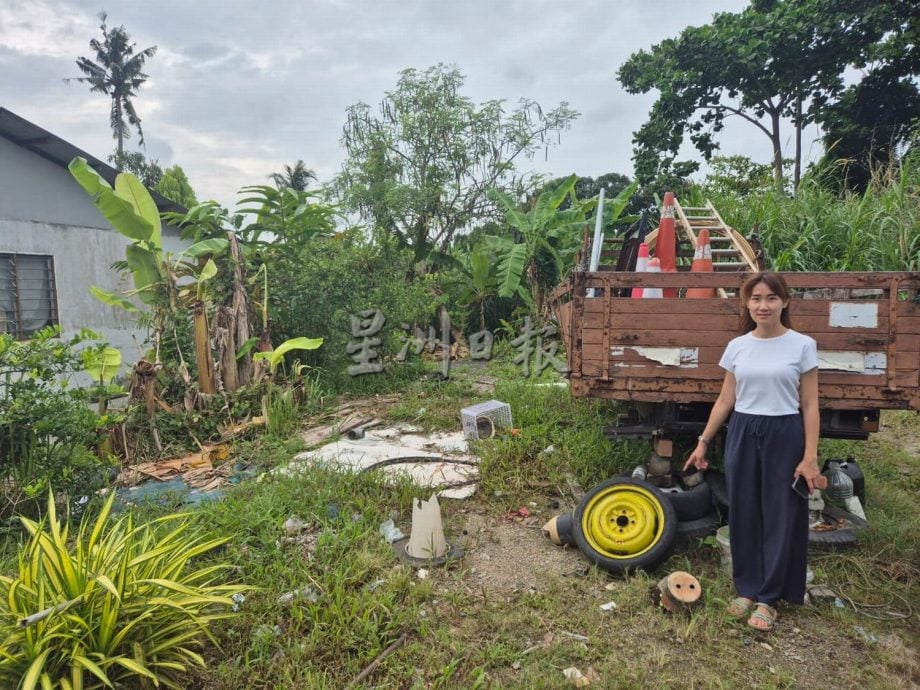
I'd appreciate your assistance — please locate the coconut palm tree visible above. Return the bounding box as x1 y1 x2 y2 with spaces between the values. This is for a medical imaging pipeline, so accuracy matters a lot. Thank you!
270 160 317 191
67 12 157 161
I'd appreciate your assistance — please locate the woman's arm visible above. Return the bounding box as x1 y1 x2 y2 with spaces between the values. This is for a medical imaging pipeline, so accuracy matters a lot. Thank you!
683 372 736 471
794 367 825 491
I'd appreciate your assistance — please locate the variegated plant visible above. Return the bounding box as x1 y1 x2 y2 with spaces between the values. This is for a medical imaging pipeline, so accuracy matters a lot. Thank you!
0 493 247 689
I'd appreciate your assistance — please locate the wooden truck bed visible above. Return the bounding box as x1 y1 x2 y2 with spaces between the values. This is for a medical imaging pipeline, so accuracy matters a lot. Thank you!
550 271 920 415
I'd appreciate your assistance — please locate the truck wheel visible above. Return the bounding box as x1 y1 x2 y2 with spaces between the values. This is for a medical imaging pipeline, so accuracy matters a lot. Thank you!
573 477 677 575
704 469 729 518
663 481 712 522
674 510 722 550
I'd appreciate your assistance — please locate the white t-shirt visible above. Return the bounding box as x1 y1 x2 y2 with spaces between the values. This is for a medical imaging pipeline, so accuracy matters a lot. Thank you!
719 329 819 416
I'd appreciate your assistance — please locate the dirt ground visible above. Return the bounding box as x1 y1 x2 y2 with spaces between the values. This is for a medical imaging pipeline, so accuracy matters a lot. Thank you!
430 421 919 689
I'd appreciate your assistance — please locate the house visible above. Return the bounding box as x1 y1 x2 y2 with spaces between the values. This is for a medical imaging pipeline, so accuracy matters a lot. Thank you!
0 107 188 361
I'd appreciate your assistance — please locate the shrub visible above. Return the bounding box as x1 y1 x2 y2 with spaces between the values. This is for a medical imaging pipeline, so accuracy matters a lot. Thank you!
0 493 247 689
0 328 115 518
269 231 438 391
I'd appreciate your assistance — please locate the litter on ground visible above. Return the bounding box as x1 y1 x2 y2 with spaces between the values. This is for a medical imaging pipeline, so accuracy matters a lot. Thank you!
283 424 480 498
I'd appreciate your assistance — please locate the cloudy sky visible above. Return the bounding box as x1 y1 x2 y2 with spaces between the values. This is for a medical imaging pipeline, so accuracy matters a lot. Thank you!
1 0 824 207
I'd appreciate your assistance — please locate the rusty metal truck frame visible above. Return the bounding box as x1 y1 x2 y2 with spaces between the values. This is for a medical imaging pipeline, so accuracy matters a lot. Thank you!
550 270 920 459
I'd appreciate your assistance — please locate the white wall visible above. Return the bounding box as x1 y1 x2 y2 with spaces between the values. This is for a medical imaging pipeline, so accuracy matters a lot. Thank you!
0 134 188 364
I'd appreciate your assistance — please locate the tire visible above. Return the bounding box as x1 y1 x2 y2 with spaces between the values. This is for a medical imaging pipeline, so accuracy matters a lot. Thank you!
704 469 729 518
572 477 677 575
808 504 864 552
662 481 712 522
556 513 576 546
674 510 722 550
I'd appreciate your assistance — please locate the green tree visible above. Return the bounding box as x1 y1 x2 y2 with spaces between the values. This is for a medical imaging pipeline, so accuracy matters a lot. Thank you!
704 155 777 198
270 160 317 191
67 12 157 160
817 73 920 193
336 64 579 262
107 150 162 187
533 172 644 214
618 0 909 188
156 164 198 208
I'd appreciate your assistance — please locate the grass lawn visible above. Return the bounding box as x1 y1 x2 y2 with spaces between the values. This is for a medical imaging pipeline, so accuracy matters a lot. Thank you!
3 355 918 688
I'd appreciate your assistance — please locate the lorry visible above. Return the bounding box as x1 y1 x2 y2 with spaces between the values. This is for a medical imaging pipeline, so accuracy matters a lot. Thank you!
548 196 920 573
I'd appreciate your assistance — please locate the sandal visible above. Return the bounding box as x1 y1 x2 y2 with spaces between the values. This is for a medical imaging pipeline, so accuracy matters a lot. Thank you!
727 597 754 618
748 603 778 632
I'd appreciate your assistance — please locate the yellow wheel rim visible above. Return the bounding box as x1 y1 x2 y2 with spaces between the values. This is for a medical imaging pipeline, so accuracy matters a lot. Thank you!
581 484 667 559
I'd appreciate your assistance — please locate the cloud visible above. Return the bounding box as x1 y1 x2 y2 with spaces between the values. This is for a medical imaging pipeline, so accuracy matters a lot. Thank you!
3 0 818 208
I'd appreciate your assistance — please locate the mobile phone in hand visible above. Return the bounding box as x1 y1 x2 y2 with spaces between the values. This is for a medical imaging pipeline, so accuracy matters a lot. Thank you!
791 475 810 499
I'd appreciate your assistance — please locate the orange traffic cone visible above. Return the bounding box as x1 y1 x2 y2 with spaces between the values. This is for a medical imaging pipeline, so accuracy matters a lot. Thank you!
686 229 716 299
656 192 678 297
632 242 649 298
643 257 662 298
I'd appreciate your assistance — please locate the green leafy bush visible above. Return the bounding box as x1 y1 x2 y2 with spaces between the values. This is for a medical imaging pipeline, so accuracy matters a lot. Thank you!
269 231 438 390
0 328 114 517
0 493 247 689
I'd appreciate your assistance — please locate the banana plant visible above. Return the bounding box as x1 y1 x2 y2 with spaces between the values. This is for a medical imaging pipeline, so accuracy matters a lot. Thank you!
487 174 586 315
69 157 164 307
489 175 638 315
70 157 229 395
455 242 499 332
253 337 323 427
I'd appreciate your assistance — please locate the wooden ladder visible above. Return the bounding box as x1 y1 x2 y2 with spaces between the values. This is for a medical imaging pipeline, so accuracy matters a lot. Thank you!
645 199 760 273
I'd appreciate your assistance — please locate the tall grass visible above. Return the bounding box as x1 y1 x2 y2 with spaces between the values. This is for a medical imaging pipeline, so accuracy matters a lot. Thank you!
707 153 919 272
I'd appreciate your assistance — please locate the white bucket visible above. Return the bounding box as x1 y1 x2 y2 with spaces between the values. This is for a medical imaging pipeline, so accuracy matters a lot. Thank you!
716 526 732 571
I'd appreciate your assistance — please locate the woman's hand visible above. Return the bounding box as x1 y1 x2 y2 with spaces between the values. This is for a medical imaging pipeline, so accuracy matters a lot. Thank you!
683 442 710 472
793 459 827 493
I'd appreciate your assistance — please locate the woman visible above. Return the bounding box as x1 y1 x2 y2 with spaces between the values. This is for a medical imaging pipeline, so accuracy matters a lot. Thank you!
684 272 826 632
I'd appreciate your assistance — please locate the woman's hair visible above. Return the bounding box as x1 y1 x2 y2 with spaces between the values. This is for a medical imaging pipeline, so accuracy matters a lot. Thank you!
739 272 793 333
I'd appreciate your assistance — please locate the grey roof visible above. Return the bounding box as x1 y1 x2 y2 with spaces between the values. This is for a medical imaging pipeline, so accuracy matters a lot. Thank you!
0 107 186 214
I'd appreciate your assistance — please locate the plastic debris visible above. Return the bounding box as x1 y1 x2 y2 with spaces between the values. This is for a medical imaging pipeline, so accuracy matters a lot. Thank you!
379 519 406 544
253 624 282 642
599 601 618 611
277 587 319 605
417 568 429 580
231 593 246 612
563 666 600 687
854 626 878 644
283 516 309 534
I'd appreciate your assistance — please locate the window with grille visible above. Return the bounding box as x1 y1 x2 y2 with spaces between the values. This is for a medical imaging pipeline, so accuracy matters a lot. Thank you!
0 254 59 339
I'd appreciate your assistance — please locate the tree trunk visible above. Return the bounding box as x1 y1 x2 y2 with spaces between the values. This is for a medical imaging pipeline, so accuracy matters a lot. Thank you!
794 96 803 191
228 231 252 387
192 301 216 394
214 306 238 392
769 110 784 191
115 98 124 161
528 260 543 317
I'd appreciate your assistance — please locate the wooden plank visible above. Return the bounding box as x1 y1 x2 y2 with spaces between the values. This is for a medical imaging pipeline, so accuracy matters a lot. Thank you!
556 302 573 364
573 378 919 410
602 284 612 380
571 272 585 378
580 328 919 353
580 271 920 291
583 297 738 315
580 304 919 334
